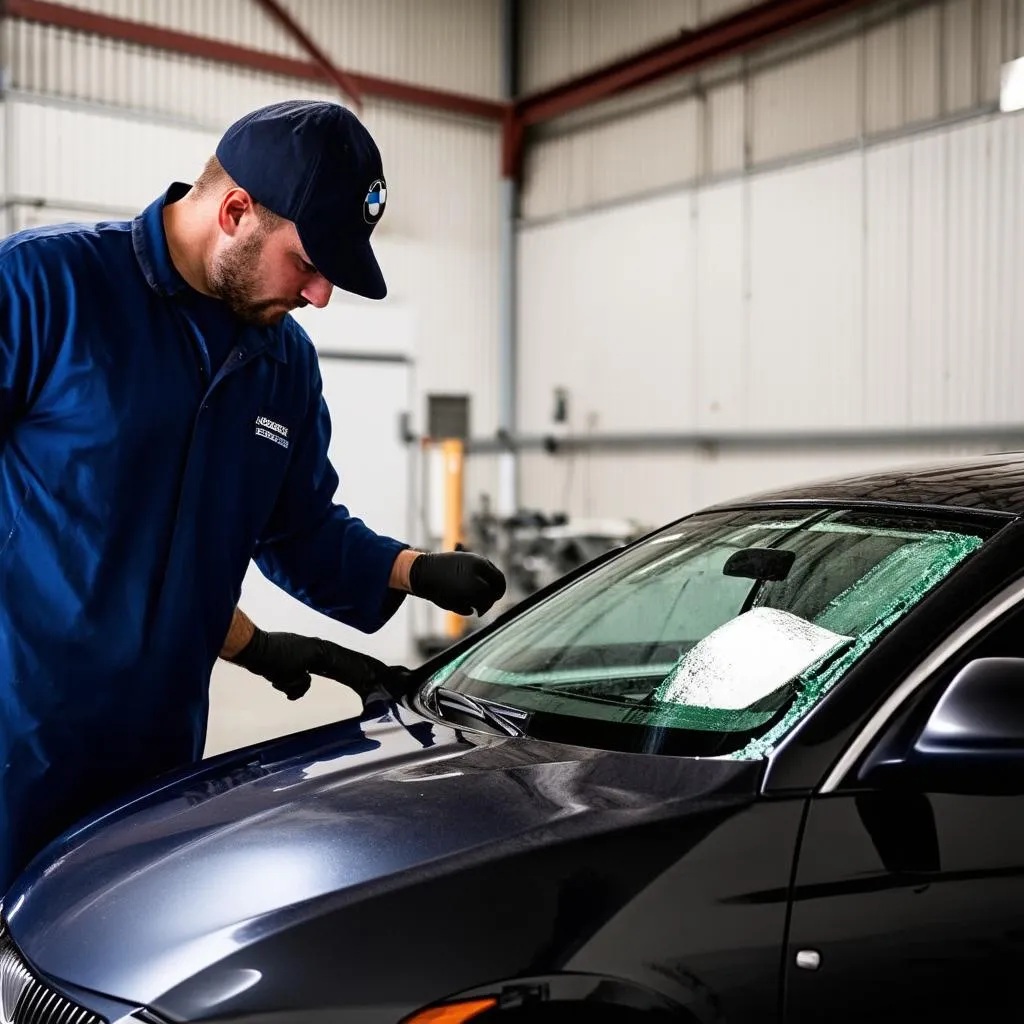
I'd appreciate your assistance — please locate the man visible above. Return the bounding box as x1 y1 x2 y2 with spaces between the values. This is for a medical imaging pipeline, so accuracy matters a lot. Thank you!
0 100 505 894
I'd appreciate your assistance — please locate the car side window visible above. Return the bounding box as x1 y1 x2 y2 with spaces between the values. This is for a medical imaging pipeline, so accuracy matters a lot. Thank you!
870 599 1024 757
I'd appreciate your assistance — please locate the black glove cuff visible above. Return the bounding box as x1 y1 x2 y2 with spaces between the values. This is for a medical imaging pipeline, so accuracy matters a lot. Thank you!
229 626 269 673
407 551 433 595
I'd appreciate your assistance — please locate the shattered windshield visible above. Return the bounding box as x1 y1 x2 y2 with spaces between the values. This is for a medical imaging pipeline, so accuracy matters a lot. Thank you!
420 507 990 758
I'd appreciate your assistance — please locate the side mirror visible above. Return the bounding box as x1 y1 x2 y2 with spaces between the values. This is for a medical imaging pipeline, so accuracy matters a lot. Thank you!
864 658 1024 795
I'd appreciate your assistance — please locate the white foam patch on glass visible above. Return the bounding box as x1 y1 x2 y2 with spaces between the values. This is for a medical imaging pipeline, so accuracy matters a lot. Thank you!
656 607 853 710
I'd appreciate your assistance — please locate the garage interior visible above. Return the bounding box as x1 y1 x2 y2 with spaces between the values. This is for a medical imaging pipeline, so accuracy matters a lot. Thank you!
1 0 1021 757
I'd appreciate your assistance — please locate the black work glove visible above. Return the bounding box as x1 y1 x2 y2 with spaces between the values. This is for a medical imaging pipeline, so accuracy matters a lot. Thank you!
408 550 507 617
230 627 411 703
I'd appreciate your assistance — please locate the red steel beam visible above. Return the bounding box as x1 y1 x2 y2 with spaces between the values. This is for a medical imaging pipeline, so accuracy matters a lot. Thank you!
515 0 879 127
0 0 506 121
253 0 363 110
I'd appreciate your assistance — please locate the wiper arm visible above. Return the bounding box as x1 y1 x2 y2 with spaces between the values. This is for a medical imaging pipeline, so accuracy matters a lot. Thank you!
431 687 532 737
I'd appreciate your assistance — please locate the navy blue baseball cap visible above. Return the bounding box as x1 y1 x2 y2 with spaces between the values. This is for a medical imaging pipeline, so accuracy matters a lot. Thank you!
215 100 388 300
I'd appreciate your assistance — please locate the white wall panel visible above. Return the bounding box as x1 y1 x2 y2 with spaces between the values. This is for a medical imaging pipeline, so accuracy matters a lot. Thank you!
992 110 1024 418
695 179 745 430
520 0 1021 222
518 108 1024 525
519 135 575 223
518 445 995 528
905 130 948 425
521 94 700 219
517 192 695 435
748 155 864 429
7 98 218 208
946 121 988 423
706 80 745 176
750 38 860 165
979 0 1008 105
863 139 911 428
865 17 903 134
943 0 977 114
588 96 701 202
375 238 500 435
46 0 503 95
905 4 942 124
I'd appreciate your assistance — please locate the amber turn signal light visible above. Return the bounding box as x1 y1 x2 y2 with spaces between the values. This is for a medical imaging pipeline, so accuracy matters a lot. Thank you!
402 997 498 1023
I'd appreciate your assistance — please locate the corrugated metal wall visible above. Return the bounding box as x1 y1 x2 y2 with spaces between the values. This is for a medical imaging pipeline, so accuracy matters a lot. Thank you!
520 0 756 92
516 105 1024 526
0 0 504 462
17 0 505 96
519 0 1024 221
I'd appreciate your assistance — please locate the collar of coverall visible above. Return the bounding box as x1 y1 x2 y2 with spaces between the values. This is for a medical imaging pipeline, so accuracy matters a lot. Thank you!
131 182 290 365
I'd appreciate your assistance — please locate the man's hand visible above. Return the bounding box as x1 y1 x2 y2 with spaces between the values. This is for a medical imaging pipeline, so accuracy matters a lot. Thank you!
228 626 410 703
408 550 506 617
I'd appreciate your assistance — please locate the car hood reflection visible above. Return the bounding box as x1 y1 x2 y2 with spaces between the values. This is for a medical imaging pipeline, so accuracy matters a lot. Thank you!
3 698 757 1006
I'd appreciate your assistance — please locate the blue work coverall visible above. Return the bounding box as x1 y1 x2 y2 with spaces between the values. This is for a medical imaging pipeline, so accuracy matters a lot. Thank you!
0 183 407 894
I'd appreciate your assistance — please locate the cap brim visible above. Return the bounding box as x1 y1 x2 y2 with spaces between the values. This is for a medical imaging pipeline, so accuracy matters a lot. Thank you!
301 232 387 300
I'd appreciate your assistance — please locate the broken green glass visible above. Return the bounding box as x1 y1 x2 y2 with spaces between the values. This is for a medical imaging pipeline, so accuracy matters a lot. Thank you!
727 529 983 759
417 506 986 761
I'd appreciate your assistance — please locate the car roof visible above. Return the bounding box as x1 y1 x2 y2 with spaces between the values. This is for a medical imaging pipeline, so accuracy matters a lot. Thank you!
705 452 1024 517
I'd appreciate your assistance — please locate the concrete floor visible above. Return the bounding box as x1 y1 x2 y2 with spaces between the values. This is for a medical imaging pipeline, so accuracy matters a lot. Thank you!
205 660 364 757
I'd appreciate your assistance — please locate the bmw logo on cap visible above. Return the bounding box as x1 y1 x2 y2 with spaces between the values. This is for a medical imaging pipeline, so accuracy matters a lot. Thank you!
363 178 387 224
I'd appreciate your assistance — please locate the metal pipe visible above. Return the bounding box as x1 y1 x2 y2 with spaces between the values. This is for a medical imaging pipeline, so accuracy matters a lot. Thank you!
464 425 1024 456
253 0 363 110
0 0 506 121
496 0 520 515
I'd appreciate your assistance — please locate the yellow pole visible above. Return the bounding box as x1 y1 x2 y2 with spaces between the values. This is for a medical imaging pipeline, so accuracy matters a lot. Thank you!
442 438 465 638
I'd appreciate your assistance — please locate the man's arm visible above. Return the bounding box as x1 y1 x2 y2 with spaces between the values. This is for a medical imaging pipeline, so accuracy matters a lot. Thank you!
250 349 505 634
220 607 256 660
220 606 410 703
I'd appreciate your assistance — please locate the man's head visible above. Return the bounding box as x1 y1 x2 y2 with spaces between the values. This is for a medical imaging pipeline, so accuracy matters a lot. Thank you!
186 156 333 325
179 101 388 326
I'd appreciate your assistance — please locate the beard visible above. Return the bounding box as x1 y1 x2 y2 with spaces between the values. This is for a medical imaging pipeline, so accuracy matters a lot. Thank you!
208 229 302 326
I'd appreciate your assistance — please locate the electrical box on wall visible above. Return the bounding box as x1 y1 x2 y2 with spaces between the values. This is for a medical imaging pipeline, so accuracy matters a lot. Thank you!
427 394 470 440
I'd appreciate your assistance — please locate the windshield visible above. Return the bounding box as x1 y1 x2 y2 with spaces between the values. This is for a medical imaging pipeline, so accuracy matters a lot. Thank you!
420 506 991 758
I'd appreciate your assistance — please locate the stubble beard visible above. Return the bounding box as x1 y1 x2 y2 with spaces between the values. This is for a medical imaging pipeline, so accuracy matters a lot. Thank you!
208 228 290 327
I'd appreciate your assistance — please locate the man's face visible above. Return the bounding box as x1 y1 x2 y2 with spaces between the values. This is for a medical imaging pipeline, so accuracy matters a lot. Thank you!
208 213 334 326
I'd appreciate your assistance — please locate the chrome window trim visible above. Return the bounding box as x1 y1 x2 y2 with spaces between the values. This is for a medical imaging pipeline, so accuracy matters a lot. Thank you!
819 576 1024 794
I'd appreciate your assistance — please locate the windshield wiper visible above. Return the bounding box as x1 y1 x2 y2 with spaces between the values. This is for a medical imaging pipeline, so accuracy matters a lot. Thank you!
431 687 532 737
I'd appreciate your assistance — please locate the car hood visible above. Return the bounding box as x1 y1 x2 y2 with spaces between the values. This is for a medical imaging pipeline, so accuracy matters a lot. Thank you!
3 697 760 1006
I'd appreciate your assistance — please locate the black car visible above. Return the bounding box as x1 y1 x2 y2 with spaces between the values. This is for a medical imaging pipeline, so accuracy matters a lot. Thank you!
5 453 1024 1024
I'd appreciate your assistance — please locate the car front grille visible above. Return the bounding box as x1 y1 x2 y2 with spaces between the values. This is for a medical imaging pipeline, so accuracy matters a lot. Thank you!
0 922 106 1024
